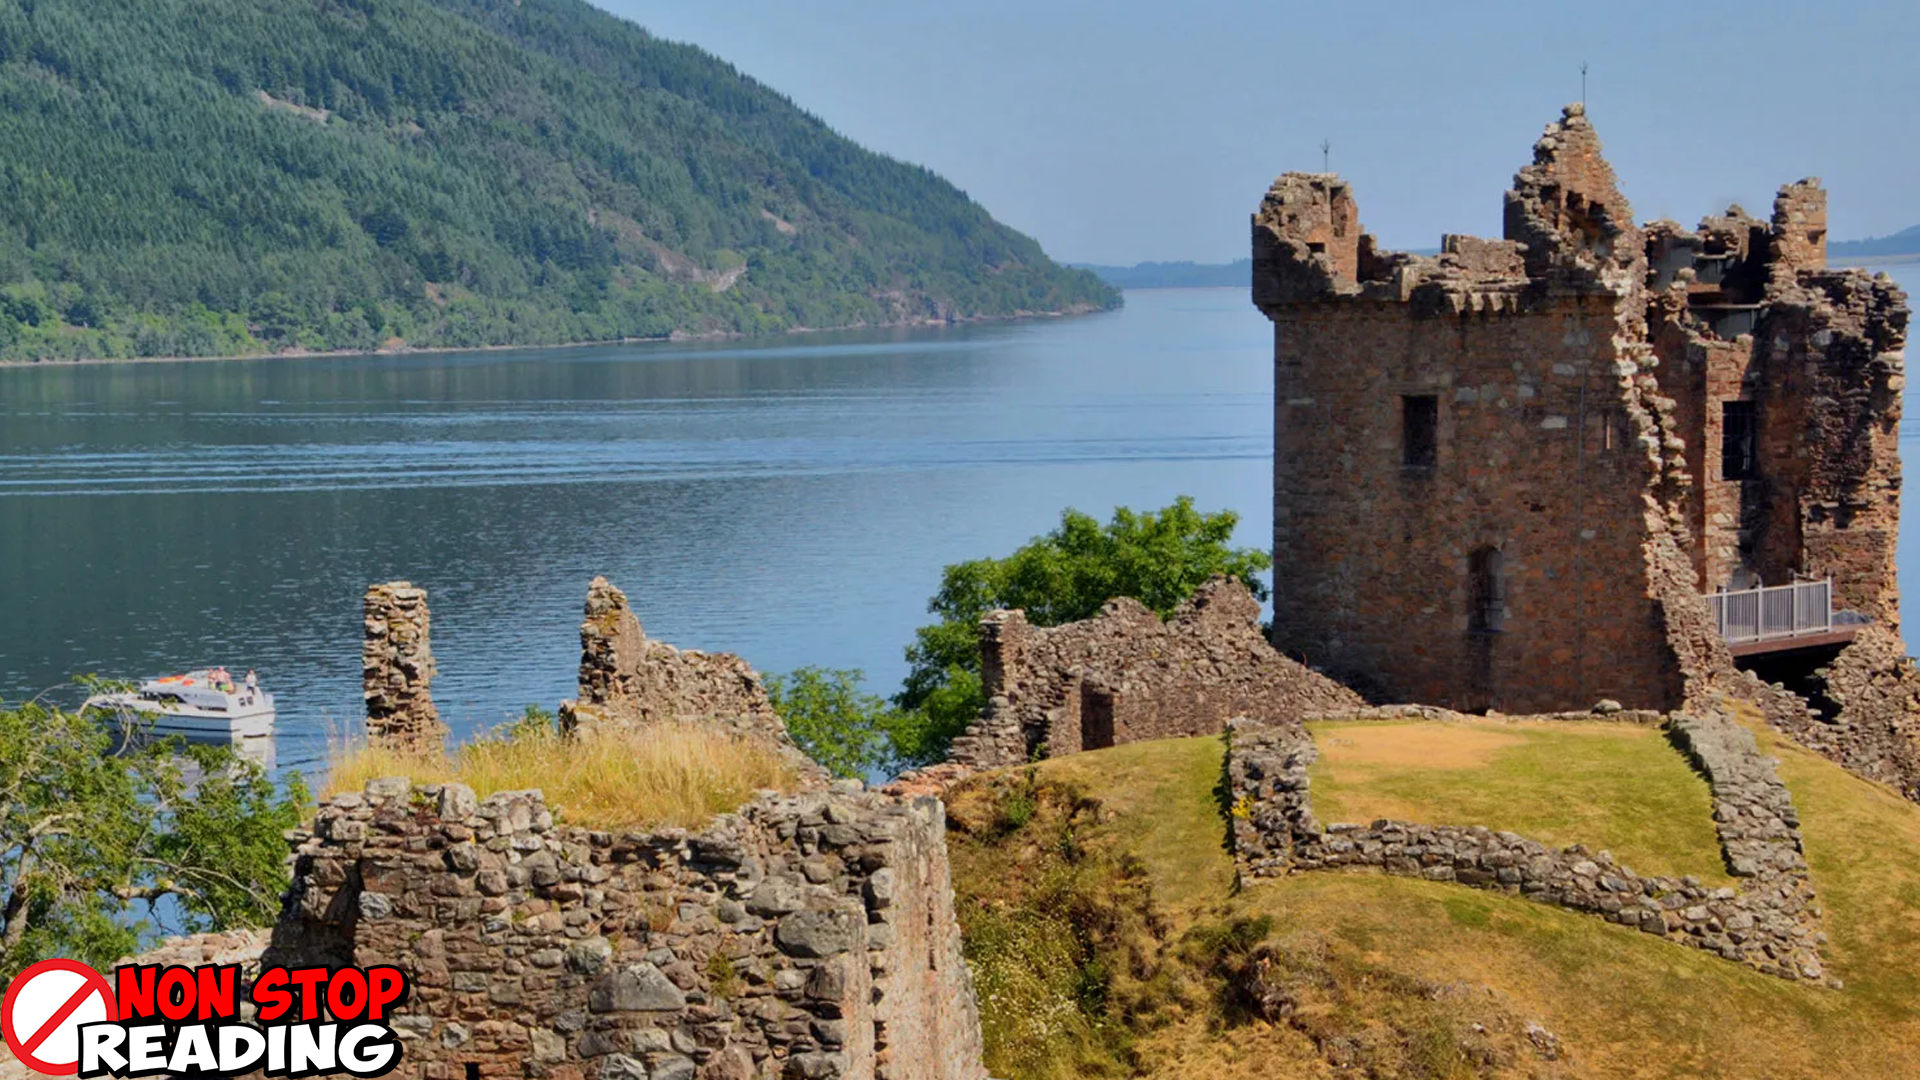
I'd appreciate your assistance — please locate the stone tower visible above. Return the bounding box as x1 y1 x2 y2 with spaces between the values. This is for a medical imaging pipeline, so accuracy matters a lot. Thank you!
1252 104 1906 714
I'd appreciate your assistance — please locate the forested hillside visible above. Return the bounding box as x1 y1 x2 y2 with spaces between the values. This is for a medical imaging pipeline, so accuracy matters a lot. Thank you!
0 0 1115 361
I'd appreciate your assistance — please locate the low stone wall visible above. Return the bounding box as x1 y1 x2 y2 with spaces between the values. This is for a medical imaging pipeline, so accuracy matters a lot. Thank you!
946 576 1364 769
364 581 448 750
1299 703 1668 727
265 780 985 1080
1227 710 1825 981
560 577 825 784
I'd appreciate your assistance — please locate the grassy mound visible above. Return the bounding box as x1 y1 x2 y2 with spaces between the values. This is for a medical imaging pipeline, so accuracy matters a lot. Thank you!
945 716 1920 1079
327 721 796 829
1306 717 1732 883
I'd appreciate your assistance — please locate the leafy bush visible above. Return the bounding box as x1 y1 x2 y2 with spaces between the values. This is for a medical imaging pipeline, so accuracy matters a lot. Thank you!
0 694 308 980
765 667 915 780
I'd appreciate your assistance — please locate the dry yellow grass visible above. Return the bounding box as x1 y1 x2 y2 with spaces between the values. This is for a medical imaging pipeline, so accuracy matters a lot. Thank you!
1315 722 1525 770
326 722 797 830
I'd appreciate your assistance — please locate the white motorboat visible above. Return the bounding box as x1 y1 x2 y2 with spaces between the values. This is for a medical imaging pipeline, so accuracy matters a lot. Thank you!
84 669 275 741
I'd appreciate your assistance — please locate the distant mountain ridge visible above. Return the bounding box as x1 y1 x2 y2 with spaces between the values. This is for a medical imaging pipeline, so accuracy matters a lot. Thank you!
1072 260 1252 289
0 0 1115 361
1830 226 1920 260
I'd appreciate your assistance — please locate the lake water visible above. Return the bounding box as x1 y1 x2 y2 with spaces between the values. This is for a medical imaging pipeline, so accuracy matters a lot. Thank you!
0 288 1273 777
2 272 1915 780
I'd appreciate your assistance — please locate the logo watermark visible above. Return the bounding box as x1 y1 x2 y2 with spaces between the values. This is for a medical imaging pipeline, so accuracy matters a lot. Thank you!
2 959 409 1078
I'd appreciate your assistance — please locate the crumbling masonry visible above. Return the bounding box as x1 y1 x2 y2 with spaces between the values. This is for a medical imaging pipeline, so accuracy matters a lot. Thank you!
328 578 983 1079
559 576 826 784
944 576 1364 768
266 779 986 1080
364 581 448 750
1253 104 1909 727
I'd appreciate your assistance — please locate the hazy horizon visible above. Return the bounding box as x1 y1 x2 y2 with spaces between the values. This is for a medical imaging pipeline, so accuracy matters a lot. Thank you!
603 1 1919 268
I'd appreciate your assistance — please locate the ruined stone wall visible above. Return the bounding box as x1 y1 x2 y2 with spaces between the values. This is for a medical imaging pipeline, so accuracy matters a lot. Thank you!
1650 183 1907 615
1770 180 1829 276
561 577 826 784
364 581 447 750
1652 284 1756 591
943 577 1363 769
1757 269 1907 620
1226 710 1825 981
1745 627 1920 803
266 779 985 1080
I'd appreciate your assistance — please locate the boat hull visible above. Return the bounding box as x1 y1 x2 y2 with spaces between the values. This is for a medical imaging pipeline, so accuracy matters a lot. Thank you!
84 692 275 742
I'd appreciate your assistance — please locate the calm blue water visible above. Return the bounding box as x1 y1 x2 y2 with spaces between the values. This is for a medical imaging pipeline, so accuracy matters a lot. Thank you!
2 271 1916 780
0 288 1273 777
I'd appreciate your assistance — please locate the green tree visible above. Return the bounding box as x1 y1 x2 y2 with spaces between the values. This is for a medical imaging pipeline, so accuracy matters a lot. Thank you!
893 498 1272 766
766 667 913 780
0 693 308 980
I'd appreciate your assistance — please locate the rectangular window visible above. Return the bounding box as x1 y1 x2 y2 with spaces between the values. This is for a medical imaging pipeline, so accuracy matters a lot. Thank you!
1402 395 1438 469
1722 400 1757 480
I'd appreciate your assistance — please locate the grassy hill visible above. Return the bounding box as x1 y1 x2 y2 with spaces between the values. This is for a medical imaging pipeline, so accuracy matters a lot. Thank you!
945 711 1920 1079
0 0 1115 362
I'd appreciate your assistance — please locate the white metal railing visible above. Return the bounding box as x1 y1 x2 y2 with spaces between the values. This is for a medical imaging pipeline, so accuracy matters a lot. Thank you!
1705 579 1832 644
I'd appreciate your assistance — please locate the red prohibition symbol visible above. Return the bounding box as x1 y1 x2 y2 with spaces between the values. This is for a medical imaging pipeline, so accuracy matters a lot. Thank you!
2 959 119 1076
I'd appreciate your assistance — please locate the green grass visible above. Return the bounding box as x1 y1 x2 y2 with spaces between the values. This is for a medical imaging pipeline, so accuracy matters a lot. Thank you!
943 720 1920 1079
1039 735 1237 915
1746 711 1920 1019
1305 717 1733 884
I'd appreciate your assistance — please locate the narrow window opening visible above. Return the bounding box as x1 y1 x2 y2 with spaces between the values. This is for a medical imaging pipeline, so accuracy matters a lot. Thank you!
1722 400 1757 480
1402 395 1438 469
1469 546 1506 633
1306 241 1328 255
466 1064 480 1080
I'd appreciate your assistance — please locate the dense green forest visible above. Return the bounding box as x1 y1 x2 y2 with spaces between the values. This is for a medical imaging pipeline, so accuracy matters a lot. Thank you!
0 0 1116 361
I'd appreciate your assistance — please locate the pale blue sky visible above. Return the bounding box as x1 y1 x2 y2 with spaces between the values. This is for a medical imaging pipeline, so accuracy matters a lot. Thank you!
599 1 1919 266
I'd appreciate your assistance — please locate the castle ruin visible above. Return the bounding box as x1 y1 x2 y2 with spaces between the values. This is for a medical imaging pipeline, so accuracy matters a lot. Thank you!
1252 103 1908 715
559 576 827 784
944 576 1363 768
